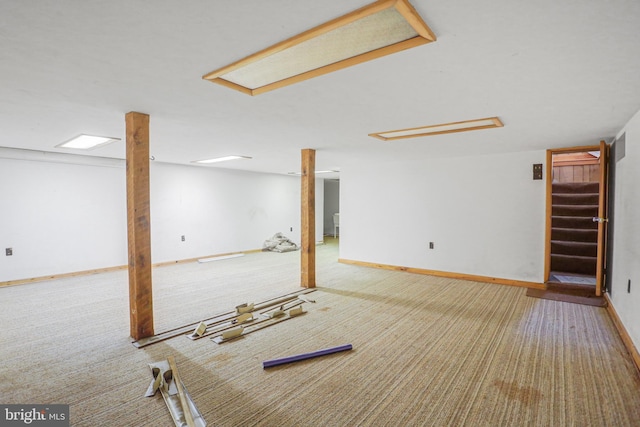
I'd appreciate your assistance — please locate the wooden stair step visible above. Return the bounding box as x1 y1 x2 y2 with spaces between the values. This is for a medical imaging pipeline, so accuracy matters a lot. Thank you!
551 254 597 276
551 227 598 243
552 204 599 216
551 182 600 194
546 280 596 293
551 215 598 229
552 192 600 205
551 240 597 257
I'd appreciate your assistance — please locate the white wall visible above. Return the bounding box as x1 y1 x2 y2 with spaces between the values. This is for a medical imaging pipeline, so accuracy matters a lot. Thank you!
609 110 640 352
150 162 303 263
0 152 319 282
0 155 128 281
339 150 547 283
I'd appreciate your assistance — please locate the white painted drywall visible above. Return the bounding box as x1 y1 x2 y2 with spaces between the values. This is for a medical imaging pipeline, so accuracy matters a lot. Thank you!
150 162 302 263
339 149 547 283
0 156 128 281
0 153 316 282
609 110 640 352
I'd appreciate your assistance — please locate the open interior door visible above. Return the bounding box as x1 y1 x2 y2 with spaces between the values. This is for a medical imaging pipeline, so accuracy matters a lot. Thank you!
594 140 609 296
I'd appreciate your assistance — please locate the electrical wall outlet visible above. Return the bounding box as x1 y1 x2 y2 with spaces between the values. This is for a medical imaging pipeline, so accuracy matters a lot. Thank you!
6 248 13 256
429 242 434 249
181 235 185 242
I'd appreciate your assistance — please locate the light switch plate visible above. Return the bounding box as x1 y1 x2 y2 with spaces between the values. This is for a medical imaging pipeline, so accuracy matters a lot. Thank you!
533 164 543 180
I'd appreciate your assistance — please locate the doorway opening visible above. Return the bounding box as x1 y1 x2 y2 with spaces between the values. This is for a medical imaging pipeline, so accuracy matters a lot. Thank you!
323 179 340 242
547 150 600 290
545 140 610 302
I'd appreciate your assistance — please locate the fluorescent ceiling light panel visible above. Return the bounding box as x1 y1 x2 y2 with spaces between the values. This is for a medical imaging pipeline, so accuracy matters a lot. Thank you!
203 0 436 95
57 134 120 150
288 170 339 175
369 117 504 141
193 155 252 164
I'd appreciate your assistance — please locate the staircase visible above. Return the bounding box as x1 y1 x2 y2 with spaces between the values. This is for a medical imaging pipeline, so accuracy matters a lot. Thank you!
550 182 599 277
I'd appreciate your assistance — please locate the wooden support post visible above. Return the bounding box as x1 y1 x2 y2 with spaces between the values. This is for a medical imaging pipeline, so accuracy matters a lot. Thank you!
126 111 154 339
301 149 316 288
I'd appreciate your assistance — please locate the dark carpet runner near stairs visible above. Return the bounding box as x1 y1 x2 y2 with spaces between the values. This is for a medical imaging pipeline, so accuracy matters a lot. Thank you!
526 283 606 307
550 181 599 276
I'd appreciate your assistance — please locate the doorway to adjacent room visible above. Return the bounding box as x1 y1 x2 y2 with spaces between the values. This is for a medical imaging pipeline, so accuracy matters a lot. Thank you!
545 142 609 297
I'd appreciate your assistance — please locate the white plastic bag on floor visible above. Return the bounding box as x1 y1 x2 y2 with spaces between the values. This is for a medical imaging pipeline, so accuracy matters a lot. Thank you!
263 232 299 253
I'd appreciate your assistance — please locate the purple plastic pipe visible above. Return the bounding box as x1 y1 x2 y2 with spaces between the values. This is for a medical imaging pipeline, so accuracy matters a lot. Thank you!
262 344 353 369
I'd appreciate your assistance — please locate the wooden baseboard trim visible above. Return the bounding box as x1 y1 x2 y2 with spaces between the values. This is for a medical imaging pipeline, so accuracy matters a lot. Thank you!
604 293 640 376
338 258 545 290
0 265 127 288
0 248 263 288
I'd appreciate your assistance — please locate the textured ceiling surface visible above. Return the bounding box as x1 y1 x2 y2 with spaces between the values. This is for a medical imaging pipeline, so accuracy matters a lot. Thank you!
1 0 639 178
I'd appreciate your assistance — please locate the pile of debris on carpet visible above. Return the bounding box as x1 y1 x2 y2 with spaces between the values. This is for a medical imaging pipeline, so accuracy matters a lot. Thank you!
263 232 299 253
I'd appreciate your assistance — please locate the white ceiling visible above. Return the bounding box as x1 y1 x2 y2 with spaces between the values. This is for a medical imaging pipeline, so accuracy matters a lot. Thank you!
1 0 639 179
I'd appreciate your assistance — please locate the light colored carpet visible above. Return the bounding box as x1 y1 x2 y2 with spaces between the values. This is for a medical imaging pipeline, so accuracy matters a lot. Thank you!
1 239 639 426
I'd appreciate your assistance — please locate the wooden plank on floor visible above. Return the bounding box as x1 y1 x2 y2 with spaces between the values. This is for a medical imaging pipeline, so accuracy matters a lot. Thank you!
132 288 317 347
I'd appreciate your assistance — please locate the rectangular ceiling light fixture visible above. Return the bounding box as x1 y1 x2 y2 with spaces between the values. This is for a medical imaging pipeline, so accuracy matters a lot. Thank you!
288 170 339 176
203 0 436 95
193 155 252 164
369 117 504 141
56 134 120 150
